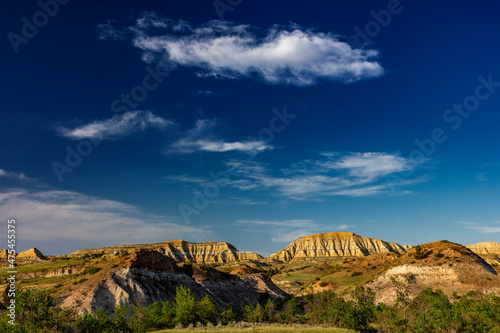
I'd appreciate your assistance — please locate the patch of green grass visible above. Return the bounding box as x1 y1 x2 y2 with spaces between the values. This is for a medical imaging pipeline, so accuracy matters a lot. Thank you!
84 266 101 275
273 272 321 283
17 274 73 287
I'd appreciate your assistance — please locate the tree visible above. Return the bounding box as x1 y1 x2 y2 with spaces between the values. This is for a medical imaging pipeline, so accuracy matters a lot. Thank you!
196 295 218 325
221 306 237 324
264 298 277 322
161 301 175 328
174 285 197 326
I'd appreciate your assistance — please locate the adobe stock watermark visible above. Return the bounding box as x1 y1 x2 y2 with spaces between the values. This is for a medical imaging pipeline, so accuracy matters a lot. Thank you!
213 0 243 20
387 74 500 185
178 106 296 223
110 64 169 113
51 134 102 183
52 55 170 182
7 0 70 54
353 0 407 47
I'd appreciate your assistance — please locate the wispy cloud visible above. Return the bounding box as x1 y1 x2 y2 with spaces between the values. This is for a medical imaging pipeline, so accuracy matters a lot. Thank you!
100 12 384 86
225 152 424 198
195 90 213 95
465 221 500 234
166 119 272 154
236 219 352 243
0 169 35 182
0 189 212 254
238 219 316 228
163 174 209 184
57 110 173 140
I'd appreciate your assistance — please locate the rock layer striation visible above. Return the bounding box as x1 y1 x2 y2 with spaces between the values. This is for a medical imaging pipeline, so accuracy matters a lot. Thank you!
268 232 412 261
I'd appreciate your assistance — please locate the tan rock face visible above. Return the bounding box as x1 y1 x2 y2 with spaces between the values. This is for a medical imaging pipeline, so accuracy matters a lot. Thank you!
268 232 412 261
69 240 263 264
17 248 47 261
467 242 500 255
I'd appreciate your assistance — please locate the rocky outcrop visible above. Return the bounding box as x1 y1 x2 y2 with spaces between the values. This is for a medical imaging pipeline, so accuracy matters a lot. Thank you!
0 249 8 259
268 232 412 261
60 249 286 314
69 240 263 264
467 242 500 268
17 248 47 261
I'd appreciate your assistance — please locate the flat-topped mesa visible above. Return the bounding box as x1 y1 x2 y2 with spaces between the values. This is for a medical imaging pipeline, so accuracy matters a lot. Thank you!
17 248 47 261
268 232 412 262
467 242 500 255
69 240 263 264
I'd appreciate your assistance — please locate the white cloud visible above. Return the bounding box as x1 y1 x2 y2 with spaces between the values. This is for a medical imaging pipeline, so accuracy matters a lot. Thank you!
320 152 412 181
166 119 272 154
238 219 316 228
163 174 209 184
57 110 173 140
102 13 384 86
195 90 213 95
226 152 424 198
466 222 500 234
0 189 212 255
236 219 352 243
336 224 351 230
0 169 35 182
271 229 315 243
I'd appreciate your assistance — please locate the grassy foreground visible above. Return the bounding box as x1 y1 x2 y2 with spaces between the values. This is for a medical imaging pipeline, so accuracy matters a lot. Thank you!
154 325 353 333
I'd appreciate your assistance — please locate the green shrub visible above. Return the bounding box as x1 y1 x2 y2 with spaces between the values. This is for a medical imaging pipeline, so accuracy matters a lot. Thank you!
351 272 363 277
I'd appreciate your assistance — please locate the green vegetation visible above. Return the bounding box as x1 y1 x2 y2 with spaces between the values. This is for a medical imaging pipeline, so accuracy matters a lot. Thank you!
1 283 500 332
83 266 101 275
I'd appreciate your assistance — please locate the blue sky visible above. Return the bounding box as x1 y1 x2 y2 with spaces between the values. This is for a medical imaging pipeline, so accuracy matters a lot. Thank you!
1 0 500 256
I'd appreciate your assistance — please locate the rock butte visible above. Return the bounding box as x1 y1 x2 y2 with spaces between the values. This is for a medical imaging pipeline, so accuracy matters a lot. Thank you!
17 247 47 261
268 232 412 261
67 240 263 264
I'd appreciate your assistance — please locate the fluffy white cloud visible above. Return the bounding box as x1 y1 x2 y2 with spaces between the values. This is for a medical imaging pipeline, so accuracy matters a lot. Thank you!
101 12 384 86
57 111 172 140
166 119 272 154
0 189 212 255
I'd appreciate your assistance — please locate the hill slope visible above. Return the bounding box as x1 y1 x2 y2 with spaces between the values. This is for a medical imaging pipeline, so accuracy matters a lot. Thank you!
366 241 500 304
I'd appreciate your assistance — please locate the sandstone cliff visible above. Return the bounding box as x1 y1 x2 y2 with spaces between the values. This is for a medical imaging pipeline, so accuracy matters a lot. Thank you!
268 232 412 261
68 240 263 263
467 242 500 255
17 248 47 261
467 242 500 268
59 249 286 314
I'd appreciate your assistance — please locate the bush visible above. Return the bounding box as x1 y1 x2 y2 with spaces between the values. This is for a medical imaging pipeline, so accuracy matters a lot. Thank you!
351 272 363 277
414 245 426 259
